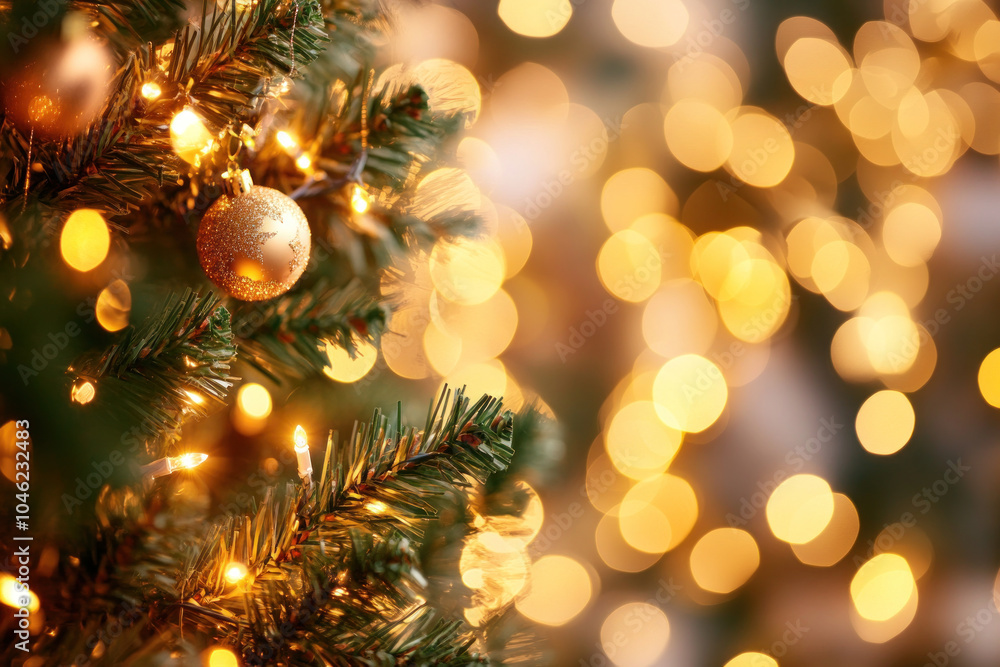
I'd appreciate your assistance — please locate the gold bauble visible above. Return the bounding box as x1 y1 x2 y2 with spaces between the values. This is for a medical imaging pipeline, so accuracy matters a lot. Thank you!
197 185 312 301
1 32 113 138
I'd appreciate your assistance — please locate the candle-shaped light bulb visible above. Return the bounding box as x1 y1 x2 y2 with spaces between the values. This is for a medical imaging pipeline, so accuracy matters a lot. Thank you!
141 452 209 480
293 425 313 482
172 452 208 471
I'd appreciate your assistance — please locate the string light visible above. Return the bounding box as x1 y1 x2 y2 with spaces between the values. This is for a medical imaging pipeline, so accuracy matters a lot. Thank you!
224 562 248 584
275 130 314 173
293 425 313 483
365 500 387 514
276 130 298 151
351 184 370 214
183 390 205 405
140 452 209 480
140 82 161 100
170 107 214 165
70 380 96 405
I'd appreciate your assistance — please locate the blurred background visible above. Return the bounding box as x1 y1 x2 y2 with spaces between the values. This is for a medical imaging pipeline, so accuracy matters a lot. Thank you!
362 0 1000 665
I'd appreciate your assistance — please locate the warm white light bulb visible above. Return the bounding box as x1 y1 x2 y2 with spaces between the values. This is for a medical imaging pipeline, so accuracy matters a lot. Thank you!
351 185 370 214
294 425 308 452
293 425 313 482
170 452 209 472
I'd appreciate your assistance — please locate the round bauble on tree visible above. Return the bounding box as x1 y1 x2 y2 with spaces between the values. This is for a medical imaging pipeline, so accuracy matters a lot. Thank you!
197 171 312 301
0 15 113 138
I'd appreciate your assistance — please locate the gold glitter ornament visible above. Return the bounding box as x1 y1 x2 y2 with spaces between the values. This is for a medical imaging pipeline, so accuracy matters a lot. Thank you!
197 171 311 301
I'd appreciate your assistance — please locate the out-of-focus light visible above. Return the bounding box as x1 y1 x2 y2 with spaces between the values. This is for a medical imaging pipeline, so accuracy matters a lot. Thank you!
652 354 727 433
393 4 479 67
882 199 942 268
0 573 40 612
716 256 791 344
782 37 853 105
851 553 916 622
642 279 717 359
974 19 1000 82
140 82 161 100
170 108 214 164
605 400 682 480
422 320 463 376
96 279 131 332
434 284 513 362
599 602 669 666
726 108 795 188
323 338 378 383
831 317 879 382
600 168 676 232
498 0 571 38
724 653 777 667
874 524 934 580
585 451 636 515
766 474 835 544
665 54 743 112
295 154 312 171
597 229 662 303
855 390 915 455
515 555 591 625
612 0 688 48
381 304 432 380
690 230 741 291
430 237 506 305
630 214 694 280
977 349 1000 407
237 383 272 419
496 205 533 278
812 240 871 312
664 100 733 172
61 209 110 272
595 510 662 573
413 167 483 222
619 473 698 554
490 62 569 127
205 647 238 667
791 493 859 567
441 359 510 404
0 421 17 483
689 528 760 594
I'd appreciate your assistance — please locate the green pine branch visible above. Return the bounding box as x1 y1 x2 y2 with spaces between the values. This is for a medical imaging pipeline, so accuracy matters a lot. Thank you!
68 289 237 439
1 0 329 225
313 389 514 526
81 0 189 52
230 278 389 381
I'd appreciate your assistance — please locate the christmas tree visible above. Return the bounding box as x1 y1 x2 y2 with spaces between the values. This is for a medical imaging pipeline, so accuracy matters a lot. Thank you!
0 0 554 664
